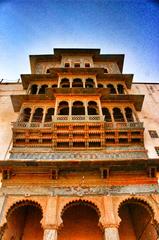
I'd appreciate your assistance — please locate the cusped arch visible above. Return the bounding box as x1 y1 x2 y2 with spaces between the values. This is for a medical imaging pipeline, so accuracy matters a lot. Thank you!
0 199 44 238
6 199 43 220
59 198 104 230
116 196 159 226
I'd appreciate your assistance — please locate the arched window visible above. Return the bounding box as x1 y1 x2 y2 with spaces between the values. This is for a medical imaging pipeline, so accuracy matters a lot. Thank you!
72 78 83 88
52 84 57 88
104 68 108 74
117 84 124 94
113 108 124 122
46 69 50 73
107 84 117 94
45 108 54 122
30 84 38 94
88 101 99 115
72 101 85 115
125 107 134 122
38 85 48 94
32 108 43 122
98 83 104 88
58 101 69 115
102 108 112 122
60 78 70 88
85 78 95 88
20 108 31 122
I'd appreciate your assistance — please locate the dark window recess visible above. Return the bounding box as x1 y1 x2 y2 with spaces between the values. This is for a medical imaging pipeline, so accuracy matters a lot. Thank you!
155 147 159 156
101 168 109 179
149 130 158 138
64 63 70 67
74 63 80 68
148 167 157 178
85 63 90 67
2 170 11 180
104 68 108 74
73 142 85 147
89 142 101 147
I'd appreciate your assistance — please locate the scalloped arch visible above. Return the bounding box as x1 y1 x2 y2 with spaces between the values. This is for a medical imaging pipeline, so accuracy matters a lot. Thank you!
118 197 155 218
61 199 101 219
6 199 43 220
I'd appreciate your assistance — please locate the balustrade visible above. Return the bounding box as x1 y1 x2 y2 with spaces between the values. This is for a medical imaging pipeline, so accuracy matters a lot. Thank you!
105 122 143 129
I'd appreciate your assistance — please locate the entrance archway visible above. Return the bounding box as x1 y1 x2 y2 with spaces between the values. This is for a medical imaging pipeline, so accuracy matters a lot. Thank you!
58 200 103 240
119 199 158 240
2 200 43 240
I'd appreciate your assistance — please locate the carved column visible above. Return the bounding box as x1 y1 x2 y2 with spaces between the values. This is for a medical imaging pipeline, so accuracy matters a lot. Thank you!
104 226 120 240
70 77 73 88
43 228 57 240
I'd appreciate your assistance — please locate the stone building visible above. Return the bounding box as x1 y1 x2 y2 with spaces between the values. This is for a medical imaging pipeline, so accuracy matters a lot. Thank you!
0 48 159 239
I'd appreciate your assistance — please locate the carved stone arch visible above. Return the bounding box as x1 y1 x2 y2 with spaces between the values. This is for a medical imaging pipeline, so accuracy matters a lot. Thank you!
6 199 43 220
1 199 44 239
116 196 159 226
58 197 104 230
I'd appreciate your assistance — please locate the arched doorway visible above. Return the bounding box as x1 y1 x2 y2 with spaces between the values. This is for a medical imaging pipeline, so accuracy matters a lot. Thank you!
58 201 103 240
119 199 158 240
2 201 43 240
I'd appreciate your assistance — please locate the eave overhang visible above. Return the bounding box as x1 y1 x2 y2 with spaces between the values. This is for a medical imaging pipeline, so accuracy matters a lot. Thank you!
11 88 109 112
21 73 133 90
101 94 145 111
0 158 157 172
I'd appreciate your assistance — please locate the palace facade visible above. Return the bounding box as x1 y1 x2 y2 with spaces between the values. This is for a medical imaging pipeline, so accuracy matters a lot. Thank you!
0 48 159 239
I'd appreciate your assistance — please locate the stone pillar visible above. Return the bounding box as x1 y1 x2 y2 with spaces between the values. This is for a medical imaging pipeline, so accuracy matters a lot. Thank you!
57 77 61 88
37 85 41 94
104 226 120 240
43 228 57 240
121 108 127 123
97 100 103 116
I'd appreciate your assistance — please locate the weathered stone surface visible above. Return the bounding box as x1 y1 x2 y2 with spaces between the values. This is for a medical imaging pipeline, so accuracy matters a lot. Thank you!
104 227 120 240
0 184 158 196
43 229 57 240
9 150 147 161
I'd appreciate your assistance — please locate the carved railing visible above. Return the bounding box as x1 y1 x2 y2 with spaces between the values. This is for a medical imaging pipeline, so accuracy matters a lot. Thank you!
12 115 104 129
52 115 104 122
105 122 144 130
12 122 53 128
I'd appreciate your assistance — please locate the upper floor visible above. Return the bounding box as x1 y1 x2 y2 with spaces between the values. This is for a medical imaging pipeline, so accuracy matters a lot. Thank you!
30 48 124 74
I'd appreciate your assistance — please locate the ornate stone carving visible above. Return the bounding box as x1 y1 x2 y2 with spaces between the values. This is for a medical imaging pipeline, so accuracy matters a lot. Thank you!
0 184 159 196
9 149 147 161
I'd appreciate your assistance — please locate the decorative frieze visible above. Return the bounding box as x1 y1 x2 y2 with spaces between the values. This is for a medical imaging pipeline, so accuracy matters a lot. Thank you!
9 150 147 161
0 184 158 197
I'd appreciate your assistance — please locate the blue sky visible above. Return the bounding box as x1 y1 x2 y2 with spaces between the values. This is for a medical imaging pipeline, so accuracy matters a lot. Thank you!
0 0 159 82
